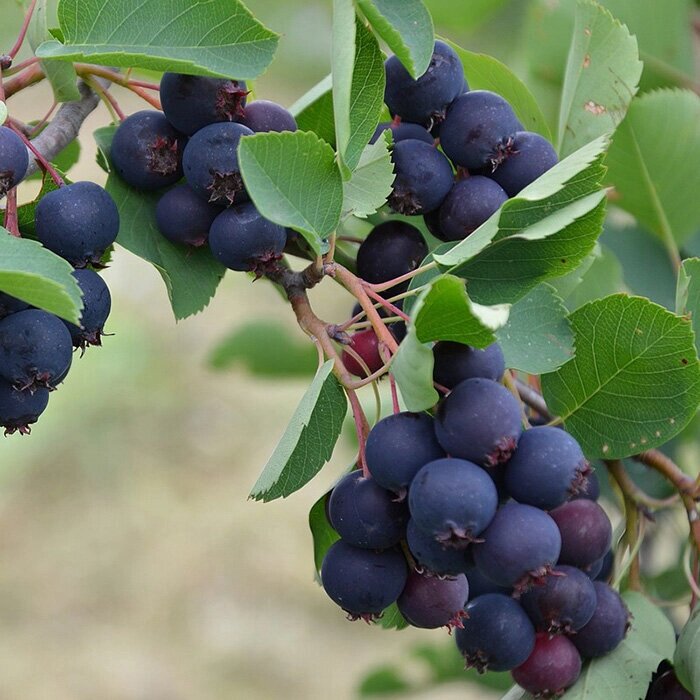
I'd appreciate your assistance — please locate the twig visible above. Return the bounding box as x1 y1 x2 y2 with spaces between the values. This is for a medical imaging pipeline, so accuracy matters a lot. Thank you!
365 261 438 294
75 65 162 110
7 0 37 59
2 188 20 236
605 459 679 510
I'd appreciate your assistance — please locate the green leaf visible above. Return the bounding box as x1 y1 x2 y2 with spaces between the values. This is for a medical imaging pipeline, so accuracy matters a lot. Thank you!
36 0 279 79
444 39 551 140
208 321 318 377
0 229 82 323
606 89 700 247
677 258 700 357
238 131 344 255
16 170 61 238
342 133 394 219
28 0 80 102
94 126 225 320
674 606 700 695
375 602 409 631
557 0 642 158
563 244 626 311
308 491 340 580
414 275 510 346
496 284 574 374
359 666 410 696
290 75 336 147
250 360 348 501
541 294 700 459
356 0 434 78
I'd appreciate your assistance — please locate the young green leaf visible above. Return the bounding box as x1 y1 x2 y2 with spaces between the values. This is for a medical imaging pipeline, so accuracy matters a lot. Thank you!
250 360 348 502
496 284 574 374
541 294 700 459
443 39 551 140
238 131 344 255
290 75 336 147
606 89 700 247
676 258 700 357
36 0 279 79
0 229 82 323
375 602 409 631
557 0 642 158
342 133 394 219
356 0 434 78
674 605 700 696
309 491 340 580
94 126 225 320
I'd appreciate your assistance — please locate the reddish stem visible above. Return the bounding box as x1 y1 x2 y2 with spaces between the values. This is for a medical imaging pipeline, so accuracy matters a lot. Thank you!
347 388 370 477
2 188 20 236
8 122 64 186
28 102 57 137
8 0 37 59
389 373 400 414
0 66 5 102
4 63 44 97
75 65 162 110
3 56 39 76
363 285 411 322
434 382 450 395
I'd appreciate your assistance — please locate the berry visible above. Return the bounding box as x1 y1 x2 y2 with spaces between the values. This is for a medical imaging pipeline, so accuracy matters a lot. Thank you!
370 121 433 145
208 202 286 272
455 593 535 672
111 110 184 191
356 221 428 295
397 570 469 629
491 131 558 197
182 122 253 205
423 208 447 241
408 457 498 547
646 666 693 700
0 377 49 435
571 582 630 658
438 176 508 241
64 269 111 350
512 633 582 697
406 518 469 576
571 467 600 501
504 426 591 510
432 341 505 388
328 471 408 549
440 91 522 171
321 540 407 621
594 549 614 582
0 125 29 196
365 411 445 497
341 330 383 378
473 502 561 591
238 100 297 133
462 553 510 598
155 184 221 247
35 181 120 267
160 72 248 135
0 292 29 319
0 309 73 391
434 377 523 467
384 41 465 126
520 565 597 634
388 140 454 216
550 499 612 569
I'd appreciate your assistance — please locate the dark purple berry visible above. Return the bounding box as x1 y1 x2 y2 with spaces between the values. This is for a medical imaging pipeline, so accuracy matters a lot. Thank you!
0 309 73 391
398 569 469 629
182 122 252 205
370 121 433 145
341 330 383 378
571 467 600 501
462 552 511 598
550 500 612 569
409 457 498 547
435 378 523 467
646 666 693 700
328 471 408 549
571 582 630 658
438 176 508 241
155 184 221 247
594 549 614 582
356 221 428 295
111 111 184 191
388 140 454 216
365 411 445 497
473 502 561 592
423 207 447 241
64 269 111 350
440 91 522 171
504 427 591 510
520 566 597 634
238 100 297 133
455 593 535 672
406 518 469 576
321 540 407 621
491 131 558 197
0 377 48 435
160 72 248 135
433 341 505 388
208 202 286 272
0 125 29 196
35 181 120 267
0 292 29 319
512 633 582 697
384 41 465 127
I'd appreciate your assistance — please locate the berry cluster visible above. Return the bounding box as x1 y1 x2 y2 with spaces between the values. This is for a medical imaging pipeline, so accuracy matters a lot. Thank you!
110 74 298 273
321 343 628 697
0 128 115 435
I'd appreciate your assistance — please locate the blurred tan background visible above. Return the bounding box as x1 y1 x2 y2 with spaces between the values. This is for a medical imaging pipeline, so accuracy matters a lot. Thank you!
0 1 571 698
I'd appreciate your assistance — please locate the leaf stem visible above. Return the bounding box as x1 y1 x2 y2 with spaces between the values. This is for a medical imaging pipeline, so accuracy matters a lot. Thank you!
82 75 126 121
605 459 680 510
363 285 410 322
364 260 438 294
2 187 20 236
7 0 37 60
75 65 162 110
3 63 44 98
347 388 370 477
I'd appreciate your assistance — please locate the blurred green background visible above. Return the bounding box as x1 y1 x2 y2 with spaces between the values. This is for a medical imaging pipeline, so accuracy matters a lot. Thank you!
0 1 698 698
